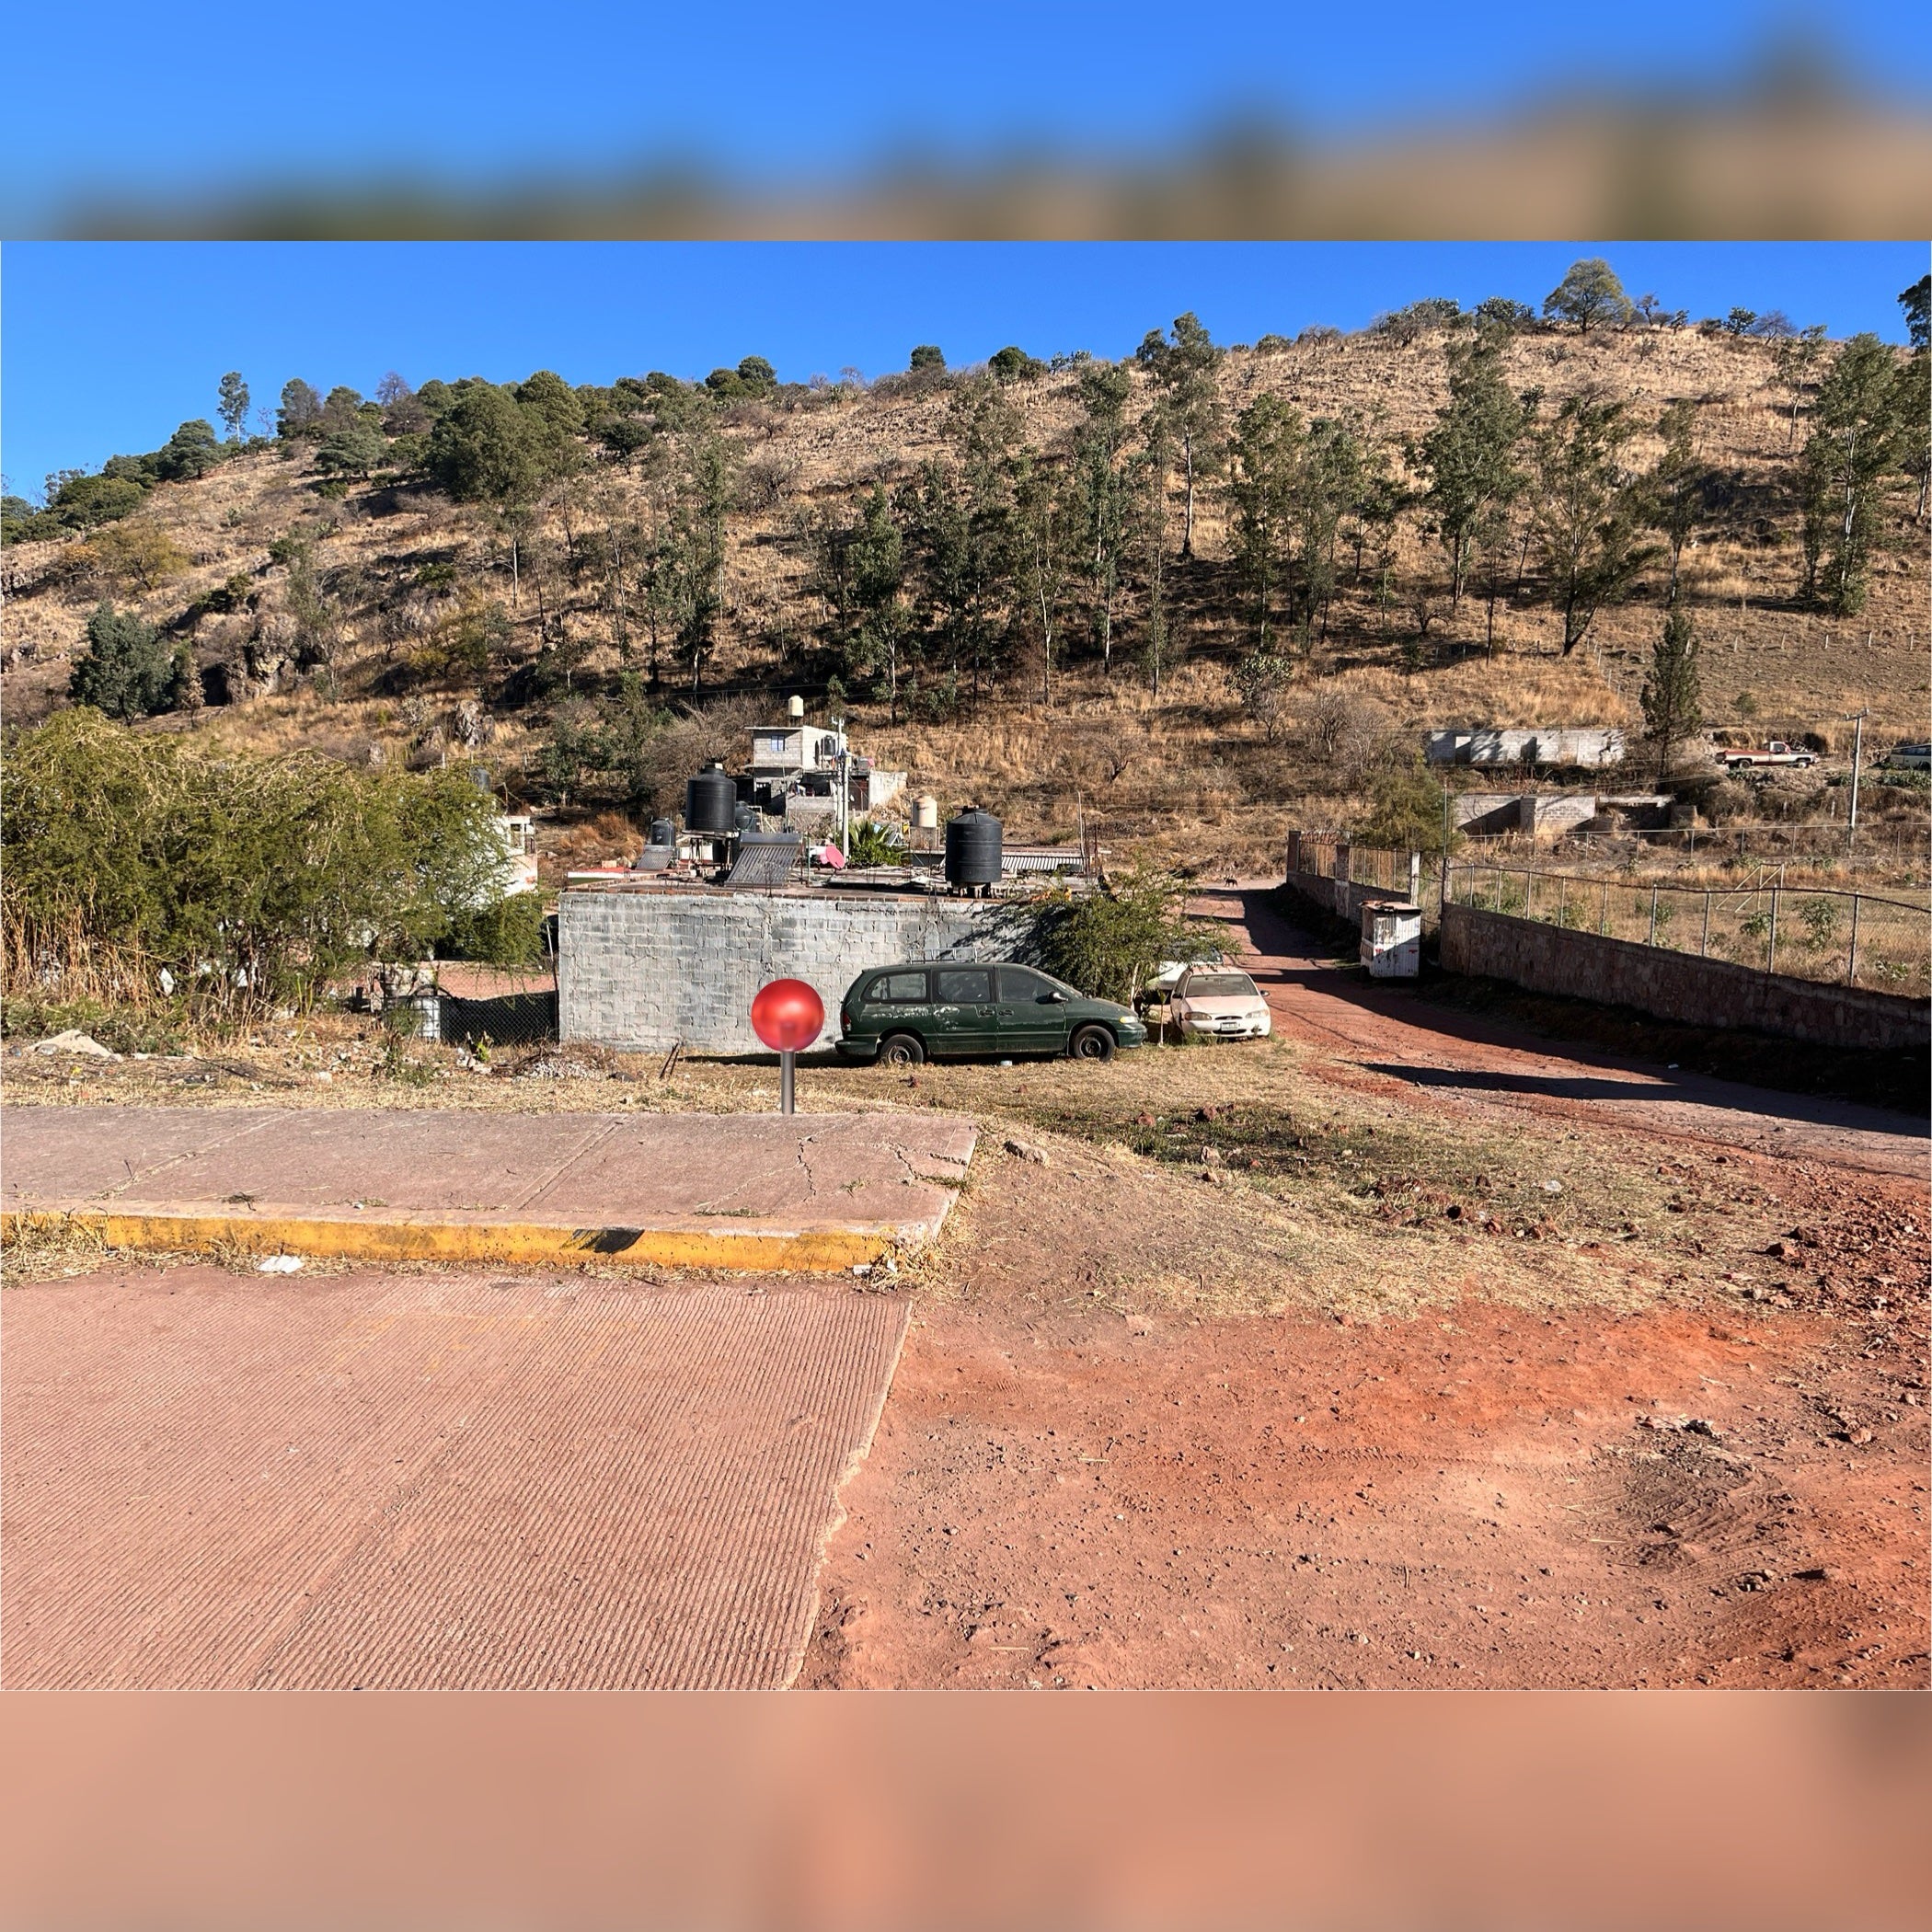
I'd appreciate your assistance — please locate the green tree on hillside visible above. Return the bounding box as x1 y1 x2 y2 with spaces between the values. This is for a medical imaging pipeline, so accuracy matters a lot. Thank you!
1640 605 1703 786
1071 362 1133 673
1530 394 1652 654
1012 452 1070 706
316 414 389 480
152 420 223 482
845 485 912 720
217 372 250 443
1900 273 1930 352
1225 393 1302 650
1543 259 1632 334
277 379 322 437
1641 400 1708 603
1127 408 1175 694
68 602 176 720
1135 313 1224 559
1801 333 1908 614
1773 323 1830 449
1420 328 1524 611
910 344 946 372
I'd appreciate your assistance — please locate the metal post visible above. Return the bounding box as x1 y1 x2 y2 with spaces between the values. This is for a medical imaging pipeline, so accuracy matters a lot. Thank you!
1648 886 1659 947
780 1049 796 1115
1524 864 1534 921
1599 881 1609 935
1767 886 1779 972
1700 892 1711 957
1846 710 1867 857
1846 894 1860 985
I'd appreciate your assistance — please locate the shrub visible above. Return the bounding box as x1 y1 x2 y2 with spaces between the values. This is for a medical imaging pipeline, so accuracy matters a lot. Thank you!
845 818 902 868
988 345 1046 384
68 602 175 719
1 710 537 1022
1043 862 1219 1005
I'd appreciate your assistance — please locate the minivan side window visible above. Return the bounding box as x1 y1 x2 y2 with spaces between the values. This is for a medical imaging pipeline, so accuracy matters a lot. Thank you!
867 971 928 1003
1000 967 1059 1001
933 967 994 1004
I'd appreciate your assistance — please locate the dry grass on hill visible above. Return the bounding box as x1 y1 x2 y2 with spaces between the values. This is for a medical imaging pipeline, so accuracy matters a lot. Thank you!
4 327 1926 874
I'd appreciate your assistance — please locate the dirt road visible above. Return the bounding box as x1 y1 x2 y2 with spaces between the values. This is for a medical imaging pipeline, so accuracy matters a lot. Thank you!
801 891 1928 1689
1207 886 1927 1181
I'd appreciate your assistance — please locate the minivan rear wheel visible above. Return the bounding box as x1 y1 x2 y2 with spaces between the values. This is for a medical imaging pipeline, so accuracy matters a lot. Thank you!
1069 1025 1116 1063
879 1032 926 1067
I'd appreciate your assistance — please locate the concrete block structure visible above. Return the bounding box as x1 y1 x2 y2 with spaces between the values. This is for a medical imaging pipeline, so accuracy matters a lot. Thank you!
558 886 1048 1054
1425 727 1625 769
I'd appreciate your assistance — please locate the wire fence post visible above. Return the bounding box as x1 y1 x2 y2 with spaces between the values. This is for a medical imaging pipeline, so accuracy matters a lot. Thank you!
1648 886 1659 947
1700 892 1711 957
1767 885 1779 972
1599 881 1609 935
1524 864 1534 922
1846 893 1860 986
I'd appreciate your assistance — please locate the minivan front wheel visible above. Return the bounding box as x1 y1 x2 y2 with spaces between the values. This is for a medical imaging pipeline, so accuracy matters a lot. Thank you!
1069 1025 1116 1063
879 1032 926 1067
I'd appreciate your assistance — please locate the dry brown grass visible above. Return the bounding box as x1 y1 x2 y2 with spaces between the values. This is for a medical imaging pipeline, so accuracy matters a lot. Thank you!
5 329 1926 878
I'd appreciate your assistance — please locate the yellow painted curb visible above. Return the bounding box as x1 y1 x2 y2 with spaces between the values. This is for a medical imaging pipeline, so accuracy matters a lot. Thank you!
2 1208 898 1273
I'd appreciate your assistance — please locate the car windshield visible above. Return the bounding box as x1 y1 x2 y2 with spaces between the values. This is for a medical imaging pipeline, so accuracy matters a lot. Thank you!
1185 973 1259 998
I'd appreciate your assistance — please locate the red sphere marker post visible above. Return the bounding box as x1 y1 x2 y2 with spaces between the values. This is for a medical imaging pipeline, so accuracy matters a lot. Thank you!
750 978 824 1115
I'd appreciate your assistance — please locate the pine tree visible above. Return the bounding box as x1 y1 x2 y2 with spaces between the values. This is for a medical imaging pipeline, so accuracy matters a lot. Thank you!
217 372 250 443
1641 606 1702 787
1420 329 1524 610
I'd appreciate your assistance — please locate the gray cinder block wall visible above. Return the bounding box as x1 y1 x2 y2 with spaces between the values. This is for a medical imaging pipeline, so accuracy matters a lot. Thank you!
559 887 1050 1053
1440 903 1929 1052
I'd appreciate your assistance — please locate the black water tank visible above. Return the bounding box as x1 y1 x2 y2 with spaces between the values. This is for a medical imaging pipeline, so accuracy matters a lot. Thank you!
944 807 1003 887
733 801 760 835
648 817 675 847
684 762 737 834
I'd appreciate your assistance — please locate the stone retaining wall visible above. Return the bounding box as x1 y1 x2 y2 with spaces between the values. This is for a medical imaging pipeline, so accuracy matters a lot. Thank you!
559 887 1046 1053
1439 902 1928 1052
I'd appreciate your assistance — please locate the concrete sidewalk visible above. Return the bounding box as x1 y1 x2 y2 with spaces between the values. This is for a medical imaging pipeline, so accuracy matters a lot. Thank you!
2 1105 976 1271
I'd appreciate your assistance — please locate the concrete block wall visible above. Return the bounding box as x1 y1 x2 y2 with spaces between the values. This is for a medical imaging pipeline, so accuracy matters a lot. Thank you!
1441 903 1929 1052
559 888 1047 1053
1282 869 1420 932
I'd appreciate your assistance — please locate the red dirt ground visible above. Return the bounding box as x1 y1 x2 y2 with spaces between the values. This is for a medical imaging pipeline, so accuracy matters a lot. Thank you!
799 890 1929 1689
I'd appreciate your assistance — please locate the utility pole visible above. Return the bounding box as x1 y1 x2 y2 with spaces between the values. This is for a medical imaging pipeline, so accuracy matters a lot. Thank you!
1844 708 1869 856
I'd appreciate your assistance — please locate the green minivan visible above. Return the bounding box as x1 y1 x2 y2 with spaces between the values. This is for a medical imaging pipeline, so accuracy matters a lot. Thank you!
836 960 1146 1066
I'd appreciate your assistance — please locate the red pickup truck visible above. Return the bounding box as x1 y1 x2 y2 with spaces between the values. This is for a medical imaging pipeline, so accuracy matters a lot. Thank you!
1716 740 1818 770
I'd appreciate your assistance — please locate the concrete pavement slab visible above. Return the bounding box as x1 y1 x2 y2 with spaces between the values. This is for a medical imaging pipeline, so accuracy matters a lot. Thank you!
4 1264 909 1688
2 1105 977 1271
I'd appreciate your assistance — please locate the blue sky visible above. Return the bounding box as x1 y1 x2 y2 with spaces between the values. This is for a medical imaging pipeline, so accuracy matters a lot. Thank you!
3 241 1925 497
4 2 1926 227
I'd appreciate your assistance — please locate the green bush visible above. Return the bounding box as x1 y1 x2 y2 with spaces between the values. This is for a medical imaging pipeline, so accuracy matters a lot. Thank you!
1043 863 1219 1005
68 602 177 720
2 710 539 1019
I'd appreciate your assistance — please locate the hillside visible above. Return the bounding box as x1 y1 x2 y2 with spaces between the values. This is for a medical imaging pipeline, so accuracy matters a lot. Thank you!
4 316 1926 878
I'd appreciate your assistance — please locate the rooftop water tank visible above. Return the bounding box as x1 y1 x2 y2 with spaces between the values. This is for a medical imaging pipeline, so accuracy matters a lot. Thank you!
733 801 760 835
648 817 675 847
944 807 1003 888
913 792 939 830
684 762 737 834
787 694 806 720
